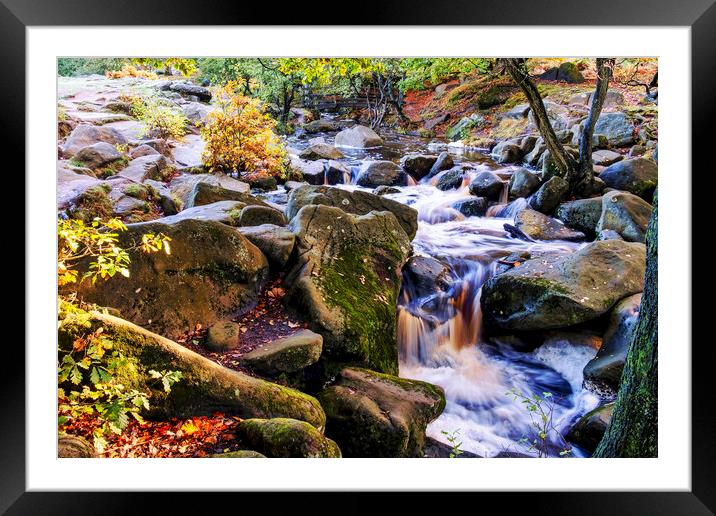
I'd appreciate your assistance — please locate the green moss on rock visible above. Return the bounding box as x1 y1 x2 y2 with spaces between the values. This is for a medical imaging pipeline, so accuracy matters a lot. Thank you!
237 418 341 458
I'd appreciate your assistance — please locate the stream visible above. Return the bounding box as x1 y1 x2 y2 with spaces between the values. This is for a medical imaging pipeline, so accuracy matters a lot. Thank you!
280 123 602 458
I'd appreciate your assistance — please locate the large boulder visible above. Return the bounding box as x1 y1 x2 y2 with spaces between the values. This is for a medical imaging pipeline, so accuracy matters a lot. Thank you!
555 197 603 238
355 160 407 188
168 81 212 102
63 123 128 157
596 190 653 243
400 154 438 181
481 240 646 331
240 329 323 376
180 101 213 124
528 176 569 214
57 307 325 427
598 158 658 201
285 185 418 240
299 143 344 161
118 155 174 182
566 403 614 455
426 152 454 179
64 219 268 339
453 197 488 217
325 160 352 185
402 255 452 299
168 174 251 209
284 205 411 374
508 167 542 199
335 125 383 148
583 293 642 393
238 224 296 269
156 200 244 226
73 142 123 170
515 209 585 241
236 418 340 458
318 367 445 457
468 171 504 200
593 112 635 147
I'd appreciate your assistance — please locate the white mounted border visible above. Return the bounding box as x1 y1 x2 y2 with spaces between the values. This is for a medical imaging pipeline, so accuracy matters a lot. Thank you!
27 26 690 491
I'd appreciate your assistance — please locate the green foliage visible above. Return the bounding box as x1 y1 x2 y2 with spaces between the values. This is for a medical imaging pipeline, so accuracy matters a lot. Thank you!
440 429 464 458
398 58 492 91
58 307 183 452
57 58 127 77
507 389 573 458
57 217 171 286
125 94 188 140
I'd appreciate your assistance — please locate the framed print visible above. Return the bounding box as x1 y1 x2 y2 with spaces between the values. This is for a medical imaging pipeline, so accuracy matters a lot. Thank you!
5 0 715 512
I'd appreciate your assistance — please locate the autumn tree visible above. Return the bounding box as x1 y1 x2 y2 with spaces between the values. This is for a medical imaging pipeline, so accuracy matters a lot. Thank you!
502 58 616 196
593 190 658 458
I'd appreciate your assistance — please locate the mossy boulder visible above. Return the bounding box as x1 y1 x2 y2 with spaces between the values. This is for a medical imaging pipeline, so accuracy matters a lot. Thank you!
285 185 418 240
318 367 445 457
240 330 323 376
118 155 175 183
481 240 646 331
236 418 341 458
284 205 411 375
205 321 241 352
63 219 268 339
596 190 653 243
57 308 326 427
566 403 614 454
598 158 658 202
210 450 266 458
555 197 604 238
528 176 569 215
73 142 123 170
508 168 541 199
157 200 245 226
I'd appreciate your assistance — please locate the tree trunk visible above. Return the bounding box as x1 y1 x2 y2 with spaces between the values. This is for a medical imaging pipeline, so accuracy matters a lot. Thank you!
593 189 658 458
575 58 615 194
503 58 577 179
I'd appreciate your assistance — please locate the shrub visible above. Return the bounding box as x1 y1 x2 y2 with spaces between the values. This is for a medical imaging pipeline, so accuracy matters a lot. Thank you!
201 81 287 179
125 94 188 140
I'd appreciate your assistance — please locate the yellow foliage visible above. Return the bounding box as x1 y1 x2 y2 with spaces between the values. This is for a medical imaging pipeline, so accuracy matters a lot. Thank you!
201 82 286 178
105 64 158 80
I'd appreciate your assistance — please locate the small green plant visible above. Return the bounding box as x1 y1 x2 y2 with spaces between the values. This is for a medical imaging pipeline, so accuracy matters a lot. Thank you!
507 389 573 458
441 429 464 458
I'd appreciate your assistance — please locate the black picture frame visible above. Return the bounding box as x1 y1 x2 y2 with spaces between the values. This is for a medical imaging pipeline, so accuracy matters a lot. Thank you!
5 0 714 513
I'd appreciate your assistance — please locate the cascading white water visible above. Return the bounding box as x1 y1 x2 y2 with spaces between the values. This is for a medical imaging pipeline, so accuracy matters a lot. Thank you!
282 126 602 457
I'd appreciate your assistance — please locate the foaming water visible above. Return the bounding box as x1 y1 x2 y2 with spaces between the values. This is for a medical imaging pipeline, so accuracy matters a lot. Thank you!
283 125 601 458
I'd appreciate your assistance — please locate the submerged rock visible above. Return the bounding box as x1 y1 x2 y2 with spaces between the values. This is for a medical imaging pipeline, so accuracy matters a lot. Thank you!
453 197 488 217
318 367 445 457
284 205 411 374
566 403 614 454
285 185 418 240
63 219 268 339
58 307 325 426
236 418 340 458
240 329 322 376
481 240 646 331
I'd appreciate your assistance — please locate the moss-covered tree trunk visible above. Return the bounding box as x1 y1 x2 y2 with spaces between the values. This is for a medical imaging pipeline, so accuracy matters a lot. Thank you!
594 190 658 458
